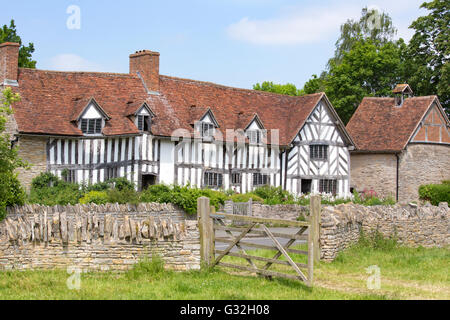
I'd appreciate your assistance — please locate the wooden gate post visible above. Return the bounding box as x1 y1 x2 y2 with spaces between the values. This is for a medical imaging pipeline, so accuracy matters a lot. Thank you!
310 195 322 263
198 197 215 268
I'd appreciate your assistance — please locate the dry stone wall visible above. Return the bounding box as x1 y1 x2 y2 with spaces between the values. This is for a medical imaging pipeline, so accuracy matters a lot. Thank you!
251 203 309 221
0 203 200 271
226 201 449 262
224 200 309 221
320 202 449 261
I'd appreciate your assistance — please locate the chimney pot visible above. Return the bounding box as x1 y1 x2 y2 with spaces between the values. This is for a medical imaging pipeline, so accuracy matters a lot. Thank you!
0 42 20 86
130 49 160 94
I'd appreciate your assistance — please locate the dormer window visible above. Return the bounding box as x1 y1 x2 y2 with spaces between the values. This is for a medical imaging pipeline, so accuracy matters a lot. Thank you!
196 109 219 141
76 98 110 136
132 103 155 133
245 114 265 145
81 118 102 134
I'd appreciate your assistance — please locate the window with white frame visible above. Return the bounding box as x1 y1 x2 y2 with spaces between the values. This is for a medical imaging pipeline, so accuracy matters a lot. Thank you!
310 145 328 161
203 172 223 188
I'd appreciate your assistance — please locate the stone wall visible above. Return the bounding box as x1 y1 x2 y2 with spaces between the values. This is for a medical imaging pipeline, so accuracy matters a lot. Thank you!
350 153 397 199
251 203 309 221
398 144 450 203
227 201 449 262
0 203 200 271
320 202 449 261
16 136 48 191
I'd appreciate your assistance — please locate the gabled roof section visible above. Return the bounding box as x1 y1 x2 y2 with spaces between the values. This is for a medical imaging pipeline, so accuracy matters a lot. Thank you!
288 94 355 147
347 95 440 152
199 108 220 127
127 101 156 117
245 114 265 131
75 97 111 121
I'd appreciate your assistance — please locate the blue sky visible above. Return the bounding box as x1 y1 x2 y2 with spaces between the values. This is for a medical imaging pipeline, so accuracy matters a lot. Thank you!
2 0 426 89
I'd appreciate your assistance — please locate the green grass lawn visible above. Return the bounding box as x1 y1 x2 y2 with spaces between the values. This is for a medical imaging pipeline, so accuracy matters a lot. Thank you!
0 236 448 300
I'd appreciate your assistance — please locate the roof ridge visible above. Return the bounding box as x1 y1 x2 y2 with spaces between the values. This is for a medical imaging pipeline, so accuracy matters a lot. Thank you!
363 95 437 100
159 74 323 99
19 68 138 78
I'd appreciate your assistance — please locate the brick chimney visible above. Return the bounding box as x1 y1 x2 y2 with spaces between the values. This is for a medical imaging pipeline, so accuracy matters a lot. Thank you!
0 42 20 86
130 50 160 94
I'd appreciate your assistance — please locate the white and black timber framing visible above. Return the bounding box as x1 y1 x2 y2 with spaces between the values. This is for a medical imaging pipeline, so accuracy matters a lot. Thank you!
46 133 160 189
44 98 353 197
284 101 351 196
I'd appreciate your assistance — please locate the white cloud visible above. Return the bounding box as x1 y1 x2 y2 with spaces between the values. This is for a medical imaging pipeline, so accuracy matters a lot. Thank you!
48 54 102 72
226 0 425 46
227 5 360 45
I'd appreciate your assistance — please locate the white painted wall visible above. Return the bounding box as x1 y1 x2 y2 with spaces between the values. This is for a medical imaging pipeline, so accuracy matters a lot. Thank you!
159 140 175 185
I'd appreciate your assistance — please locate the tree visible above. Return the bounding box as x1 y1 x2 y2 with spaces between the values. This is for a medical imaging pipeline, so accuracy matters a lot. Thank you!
329 7 397 68
0 19 36 68
253 81 303 96
302 73 327 95
0 87 26 220
326 39 406 123
405 0 449 113
301 7 398 96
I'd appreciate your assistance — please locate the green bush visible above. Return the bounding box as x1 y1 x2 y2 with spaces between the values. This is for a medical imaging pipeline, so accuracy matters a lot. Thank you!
84 177 135 193
107 178 135 191
419 183 450 206
140 184 173 203
28 172 83 206
230 193 264 203
140 184 227 215
107 188 140 205
0 172 25 220
79 191 109 205
253 186 294 204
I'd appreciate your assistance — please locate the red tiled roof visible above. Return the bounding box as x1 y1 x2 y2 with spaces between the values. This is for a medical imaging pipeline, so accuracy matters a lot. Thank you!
11 68 326 145
347 96 438 152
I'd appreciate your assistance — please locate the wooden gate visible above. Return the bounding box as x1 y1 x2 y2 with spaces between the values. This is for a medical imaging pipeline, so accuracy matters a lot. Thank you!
197 196 321 287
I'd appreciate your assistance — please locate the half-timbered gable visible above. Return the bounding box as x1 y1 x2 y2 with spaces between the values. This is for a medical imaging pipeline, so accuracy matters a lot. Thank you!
2 44 354 197
285 98 353 197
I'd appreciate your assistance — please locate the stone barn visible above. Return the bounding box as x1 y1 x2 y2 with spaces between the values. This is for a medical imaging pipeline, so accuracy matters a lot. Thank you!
347 84 450 203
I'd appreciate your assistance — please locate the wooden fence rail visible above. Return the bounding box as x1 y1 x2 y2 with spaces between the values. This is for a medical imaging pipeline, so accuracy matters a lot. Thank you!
197 196 321 287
